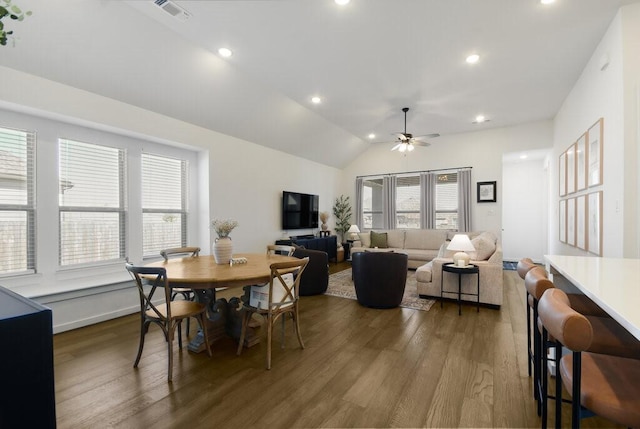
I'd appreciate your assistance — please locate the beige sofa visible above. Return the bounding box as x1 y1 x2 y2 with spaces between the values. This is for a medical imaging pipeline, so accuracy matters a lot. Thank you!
415 231 503 307
350 229 450 269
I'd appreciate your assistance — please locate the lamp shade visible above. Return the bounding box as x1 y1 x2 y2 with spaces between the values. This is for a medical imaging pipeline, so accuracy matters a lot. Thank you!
447 234 475 267
347 224 360 240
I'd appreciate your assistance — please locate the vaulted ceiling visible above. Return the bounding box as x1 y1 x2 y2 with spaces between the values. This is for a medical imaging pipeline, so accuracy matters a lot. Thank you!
1 0 637 168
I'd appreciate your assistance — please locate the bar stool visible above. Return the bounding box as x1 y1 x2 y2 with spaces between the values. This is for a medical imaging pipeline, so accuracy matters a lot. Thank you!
538 288 640 428
517 258 538 378
524 267 619 416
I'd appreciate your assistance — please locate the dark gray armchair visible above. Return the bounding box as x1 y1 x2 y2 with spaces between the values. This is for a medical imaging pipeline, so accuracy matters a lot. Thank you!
292 247 329 296
352 251 408 308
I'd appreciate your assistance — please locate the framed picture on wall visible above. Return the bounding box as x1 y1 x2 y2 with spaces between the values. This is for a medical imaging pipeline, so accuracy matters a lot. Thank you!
576 195 586 250
567 197 576 246
559 152 567 197
566 143 576 194
477 181 497 203
576 133 587 191
588 191 603 255
588 118 603 187
559 199 567 243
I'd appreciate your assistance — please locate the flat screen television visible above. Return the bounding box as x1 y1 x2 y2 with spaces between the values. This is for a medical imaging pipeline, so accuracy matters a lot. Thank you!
282 191 319 230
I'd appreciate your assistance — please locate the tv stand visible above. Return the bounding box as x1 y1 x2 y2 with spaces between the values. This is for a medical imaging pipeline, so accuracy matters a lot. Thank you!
290 234 315 240
276 235 337 262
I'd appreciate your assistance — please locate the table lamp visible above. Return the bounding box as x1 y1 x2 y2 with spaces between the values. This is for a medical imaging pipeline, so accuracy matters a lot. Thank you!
447 234 475 267
347 224 360 240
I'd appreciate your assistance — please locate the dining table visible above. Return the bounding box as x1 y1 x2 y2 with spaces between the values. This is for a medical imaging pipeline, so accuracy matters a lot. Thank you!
544 255 640 340
145 252 298 353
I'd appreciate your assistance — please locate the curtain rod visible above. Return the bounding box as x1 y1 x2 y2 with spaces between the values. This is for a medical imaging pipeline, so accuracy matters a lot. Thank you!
356 166 472 179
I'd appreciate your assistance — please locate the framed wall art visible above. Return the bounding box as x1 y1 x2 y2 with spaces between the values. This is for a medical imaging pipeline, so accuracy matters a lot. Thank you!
559 152 566 197
567 197 576 246
587 191 603 255
576 132 587 191
477 181 496 203
588 118 603 187
559 199 567 243
576 195 586 250
566 144 576 195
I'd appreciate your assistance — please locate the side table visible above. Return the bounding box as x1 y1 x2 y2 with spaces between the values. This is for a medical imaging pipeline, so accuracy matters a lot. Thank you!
441 263 480 315
343 241 352 261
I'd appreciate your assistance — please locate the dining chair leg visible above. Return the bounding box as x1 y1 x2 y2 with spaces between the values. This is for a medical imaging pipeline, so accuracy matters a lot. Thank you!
177 320 183 349
134 320 149 368
541 327 548 429
554 341 562 428
266 313 273 370
294 310 305 349
571 352 582 429
236 310 250 356
281 314 286 349
200 313 212 357
167 326 174 382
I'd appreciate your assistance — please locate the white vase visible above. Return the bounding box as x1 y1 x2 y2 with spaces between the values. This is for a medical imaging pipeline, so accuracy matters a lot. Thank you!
213 236 233 264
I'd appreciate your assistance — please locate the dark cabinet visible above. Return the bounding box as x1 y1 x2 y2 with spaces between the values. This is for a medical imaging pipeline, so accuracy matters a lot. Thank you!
276 235 338 261
0 285 56 429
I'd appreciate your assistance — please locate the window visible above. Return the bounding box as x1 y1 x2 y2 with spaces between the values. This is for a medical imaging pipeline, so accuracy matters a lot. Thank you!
0 126 36 275
142 153 188 257
362 178 384 229
435 173 458 230
58 139 126 266
396 175 420 228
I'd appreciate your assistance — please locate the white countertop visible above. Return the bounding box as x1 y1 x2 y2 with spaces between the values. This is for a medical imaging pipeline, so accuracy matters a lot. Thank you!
544 255 640 340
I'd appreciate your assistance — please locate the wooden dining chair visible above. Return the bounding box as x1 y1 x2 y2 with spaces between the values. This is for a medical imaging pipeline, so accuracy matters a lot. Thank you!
236 257 309 369
160 246 200 335
125 262 212 382
266 244 295 256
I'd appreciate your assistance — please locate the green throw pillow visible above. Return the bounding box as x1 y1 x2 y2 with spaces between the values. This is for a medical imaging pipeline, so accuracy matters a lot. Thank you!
370 231 388 248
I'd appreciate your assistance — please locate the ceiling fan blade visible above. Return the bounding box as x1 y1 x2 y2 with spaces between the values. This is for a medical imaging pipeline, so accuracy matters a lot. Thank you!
413 133 440 139
391 143 403 151
411 140 431 147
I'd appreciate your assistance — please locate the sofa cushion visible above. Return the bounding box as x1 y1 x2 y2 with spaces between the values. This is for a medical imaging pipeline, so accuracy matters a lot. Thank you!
358 231 371 248
404 229 447 250
387 230 405 248
416 262 433 283
470 233 496 261
370 231 388 248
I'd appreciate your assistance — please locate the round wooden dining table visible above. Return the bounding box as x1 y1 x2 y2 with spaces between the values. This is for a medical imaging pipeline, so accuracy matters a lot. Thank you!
145 252 298 353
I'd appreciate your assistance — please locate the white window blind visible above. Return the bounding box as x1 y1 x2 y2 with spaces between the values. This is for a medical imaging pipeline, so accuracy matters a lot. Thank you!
141 153 188 257
435 173 458 230
362 178 384 229
0 126 36 275
58 139 126 266
396 175 420 229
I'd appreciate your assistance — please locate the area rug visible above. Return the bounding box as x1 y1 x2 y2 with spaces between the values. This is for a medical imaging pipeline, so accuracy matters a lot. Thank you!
503 261 518 271
325 269 435 312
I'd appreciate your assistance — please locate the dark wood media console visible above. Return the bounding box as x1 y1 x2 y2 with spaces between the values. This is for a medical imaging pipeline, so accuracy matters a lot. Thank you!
276 235 338 262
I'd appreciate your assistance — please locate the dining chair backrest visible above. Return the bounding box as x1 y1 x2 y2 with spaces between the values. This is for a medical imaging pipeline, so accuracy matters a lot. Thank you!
160 246 200 262
266 244 295 257
538 288 594 352
125 263 172 321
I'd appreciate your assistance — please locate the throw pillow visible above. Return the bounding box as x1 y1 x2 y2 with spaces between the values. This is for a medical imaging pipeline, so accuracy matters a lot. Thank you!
370 231 388 248
358 231 371 248
470 235 496 261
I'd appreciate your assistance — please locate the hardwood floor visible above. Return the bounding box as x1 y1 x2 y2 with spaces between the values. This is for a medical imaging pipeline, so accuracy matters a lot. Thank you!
53 266 623 428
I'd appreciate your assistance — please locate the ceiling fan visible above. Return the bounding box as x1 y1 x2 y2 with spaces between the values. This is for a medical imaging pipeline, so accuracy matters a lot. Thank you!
389 107 439 152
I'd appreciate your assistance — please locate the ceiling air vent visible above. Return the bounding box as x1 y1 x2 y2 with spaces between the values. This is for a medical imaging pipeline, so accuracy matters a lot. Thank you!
153 0 191 21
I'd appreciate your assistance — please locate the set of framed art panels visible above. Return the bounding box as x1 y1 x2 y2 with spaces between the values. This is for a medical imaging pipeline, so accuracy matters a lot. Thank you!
558 118 603 255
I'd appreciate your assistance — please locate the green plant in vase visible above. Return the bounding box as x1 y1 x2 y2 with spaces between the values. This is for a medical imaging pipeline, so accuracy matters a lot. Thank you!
1 0 32 46
333 195 352 243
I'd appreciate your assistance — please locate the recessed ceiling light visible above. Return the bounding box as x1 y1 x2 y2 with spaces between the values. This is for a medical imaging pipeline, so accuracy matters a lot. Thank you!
335 0 350 5
540 0 555 4
311 96 322 104
368 133 376 140
474 115 486 123
520 154 528 159
466 54 480 64
218 47 233 58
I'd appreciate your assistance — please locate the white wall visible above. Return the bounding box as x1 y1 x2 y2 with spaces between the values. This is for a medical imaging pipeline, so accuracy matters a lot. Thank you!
551 4 640 258
340 120 553 240
0 68 342 332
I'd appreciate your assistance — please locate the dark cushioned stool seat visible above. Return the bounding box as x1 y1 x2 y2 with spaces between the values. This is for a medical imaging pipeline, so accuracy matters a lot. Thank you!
352 251 408 309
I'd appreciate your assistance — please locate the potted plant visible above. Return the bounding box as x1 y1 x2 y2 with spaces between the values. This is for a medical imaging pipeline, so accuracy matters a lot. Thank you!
332 195 352 243
0 0 32 46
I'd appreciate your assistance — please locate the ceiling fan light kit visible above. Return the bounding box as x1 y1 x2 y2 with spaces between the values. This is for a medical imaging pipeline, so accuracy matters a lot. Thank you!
388 107 438 153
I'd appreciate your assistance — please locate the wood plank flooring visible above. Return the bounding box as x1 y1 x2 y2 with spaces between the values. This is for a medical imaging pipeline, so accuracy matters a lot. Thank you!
53 265 623 428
